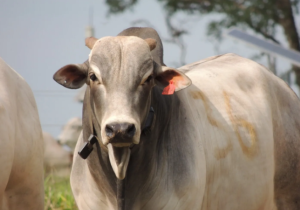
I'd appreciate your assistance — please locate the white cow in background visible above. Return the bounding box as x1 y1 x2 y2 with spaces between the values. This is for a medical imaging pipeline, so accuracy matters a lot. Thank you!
57 117 82 152
0 58 44 210
43 132 72 177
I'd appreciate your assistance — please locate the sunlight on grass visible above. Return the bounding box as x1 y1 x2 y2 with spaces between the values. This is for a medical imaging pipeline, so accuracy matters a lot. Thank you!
44 174 78 210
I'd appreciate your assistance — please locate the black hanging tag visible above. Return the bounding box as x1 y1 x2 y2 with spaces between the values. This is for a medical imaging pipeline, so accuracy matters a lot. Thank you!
78 134 98 159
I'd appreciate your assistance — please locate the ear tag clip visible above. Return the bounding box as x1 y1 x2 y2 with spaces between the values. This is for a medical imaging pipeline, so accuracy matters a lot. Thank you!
162 80 175 95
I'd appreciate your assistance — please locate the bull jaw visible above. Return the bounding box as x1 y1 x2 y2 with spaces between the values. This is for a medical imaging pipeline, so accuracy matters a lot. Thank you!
107 144 131 180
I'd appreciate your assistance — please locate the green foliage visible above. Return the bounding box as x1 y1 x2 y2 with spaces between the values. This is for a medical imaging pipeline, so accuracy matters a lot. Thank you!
105 0 299 43
105 0 300 85
44 175 78 210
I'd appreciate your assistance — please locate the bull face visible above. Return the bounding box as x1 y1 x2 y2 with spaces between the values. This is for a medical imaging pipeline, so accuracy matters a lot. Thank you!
88 36 155 148
53 35 191 179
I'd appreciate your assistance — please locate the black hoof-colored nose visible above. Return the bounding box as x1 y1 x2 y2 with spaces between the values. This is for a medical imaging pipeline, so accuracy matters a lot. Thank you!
105 123 136 139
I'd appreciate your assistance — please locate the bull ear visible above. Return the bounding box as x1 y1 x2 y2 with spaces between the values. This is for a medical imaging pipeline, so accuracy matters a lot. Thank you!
155 66 191 95
53 62 88 89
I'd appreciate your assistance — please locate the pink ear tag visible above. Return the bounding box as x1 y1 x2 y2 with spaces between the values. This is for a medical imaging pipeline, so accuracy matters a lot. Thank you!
162 80 175 95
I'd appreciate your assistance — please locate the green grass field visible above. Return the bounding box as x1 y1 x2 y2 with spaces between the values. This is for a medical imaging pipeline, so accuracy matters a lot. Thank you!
44 175 78 210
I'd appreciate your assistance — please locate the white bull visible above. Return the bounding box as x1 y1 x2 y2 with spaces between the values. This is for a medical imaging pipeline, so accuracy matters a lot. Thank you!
53 27 300 210
0 58 44 209
43 132 72 177
57 117 82 152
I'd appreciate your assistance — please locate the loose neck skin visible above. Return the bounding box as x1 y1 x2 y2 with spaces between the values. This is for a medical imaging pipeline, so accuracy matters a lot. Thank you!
82 85 194 208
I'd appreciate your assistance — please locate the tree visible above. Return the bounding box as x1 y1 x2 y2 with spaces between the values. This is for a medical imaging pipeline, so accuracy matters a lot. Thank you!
105 0 300 85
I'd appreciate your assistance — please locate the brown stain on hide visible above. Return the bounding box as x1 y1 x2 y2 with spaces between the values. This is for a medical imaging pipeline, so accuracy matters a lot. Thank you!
191 91 218 127
190 90 258 159
224 91 257 158
190 90 232 160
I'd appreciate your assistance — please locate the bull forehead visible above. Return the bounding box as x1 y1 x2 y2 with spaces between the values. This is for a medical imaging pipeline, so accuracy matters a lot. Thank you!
89 36 153 88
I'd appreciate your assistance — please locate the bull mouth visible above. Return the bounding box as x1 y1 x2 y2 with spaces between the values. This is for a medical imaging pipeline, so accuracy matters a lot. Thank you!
107 143 131 180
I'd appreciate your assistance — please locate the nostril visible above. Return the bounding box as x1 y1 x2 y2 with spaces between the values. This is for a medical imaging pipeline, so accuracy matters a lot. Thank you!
126 124 136 137
105 125 115 137
105 123 136 139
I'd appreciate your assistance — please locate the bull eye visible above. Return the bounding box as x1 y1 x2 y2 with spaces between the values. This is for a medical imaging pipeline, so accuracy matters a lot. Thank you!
90 73 97 82
145 75 153 83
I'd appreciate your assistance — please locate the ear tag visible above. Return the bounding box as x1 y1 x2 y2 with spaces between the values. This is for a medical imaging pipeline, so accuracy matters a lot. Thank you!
162 80 175 95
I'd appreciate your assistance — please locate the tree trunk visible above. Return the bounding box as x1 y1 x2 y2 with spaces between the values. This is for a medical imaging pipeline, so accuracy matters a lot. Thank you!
278 0 300 86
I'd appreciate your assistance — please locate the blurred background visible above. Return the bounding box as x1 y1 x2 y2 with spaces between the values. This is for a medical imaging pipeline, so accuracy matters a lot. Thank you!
1 0 299 209
1 0 299 138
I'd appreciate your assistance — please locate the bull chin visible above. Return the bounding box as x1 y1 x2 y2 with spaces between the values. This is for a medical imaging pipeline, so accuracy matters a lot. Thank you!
107 143 131 180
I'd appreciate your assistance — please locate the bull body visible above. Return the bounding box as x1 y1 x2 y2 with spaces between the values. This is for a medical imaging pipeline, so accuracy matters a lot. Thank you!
0 58 44 210
54 28 300 210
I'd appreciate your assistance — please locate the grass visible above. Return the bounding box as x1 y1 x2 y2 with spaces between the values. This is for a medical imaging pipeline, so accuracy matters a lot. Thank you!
44 174 78 210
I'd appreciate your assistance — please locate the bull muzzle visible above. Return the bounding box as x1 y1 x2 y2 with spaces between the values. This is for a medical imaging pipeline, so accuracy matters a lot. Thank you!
105 123 136 146
103 122 137 180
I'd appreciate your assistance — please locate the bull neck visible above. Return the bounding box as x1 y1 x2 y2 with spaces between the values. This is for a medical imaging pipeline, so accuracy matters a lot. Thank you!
85 85 184 209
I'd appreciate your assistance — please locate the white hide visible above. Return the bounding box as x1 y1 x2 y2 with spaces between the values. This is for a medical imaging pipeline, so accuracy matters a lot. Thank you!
58 117 82 152
71 53 300 210
43 132 72 177
0 58 44 210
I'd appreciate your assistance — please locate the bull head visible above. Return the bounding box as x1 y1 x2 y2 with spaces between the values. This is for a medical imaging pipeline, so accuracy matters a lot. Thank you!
53 35 191 179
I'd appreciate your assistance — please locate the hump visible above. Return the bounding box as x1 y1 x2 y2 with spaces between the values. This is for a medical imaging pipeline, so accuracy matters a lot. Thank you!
117 27 165 66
